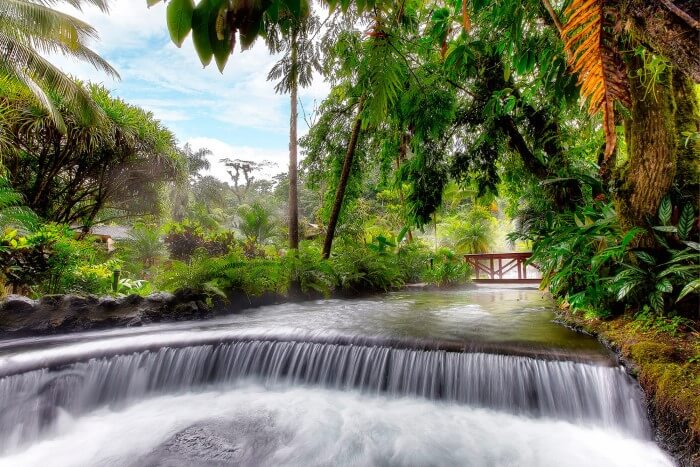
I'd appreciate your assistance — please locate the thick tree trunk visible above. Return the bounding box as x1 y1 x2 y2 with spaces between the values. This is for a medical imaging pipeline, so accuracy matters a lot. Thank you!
322 99 364 259
288 28 300 250
614 54 677 231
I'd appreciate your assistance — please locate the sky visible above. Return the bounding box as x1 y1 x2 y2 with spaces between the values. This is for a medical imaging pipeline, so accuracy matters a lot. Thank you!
53 0 331 180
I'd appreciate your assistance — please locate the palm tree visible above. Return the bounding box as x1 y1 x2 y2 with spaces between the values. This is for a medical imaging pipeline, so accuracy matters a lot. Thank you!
0 0 119 131
266 5 320 251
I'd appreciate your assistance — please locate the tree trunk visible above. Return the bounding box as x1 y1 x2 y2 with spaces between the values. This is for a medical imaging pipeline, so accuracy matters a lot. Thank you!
396 143 413 243
322 99 364 259
288 27 300 250
671 71 700 205
614 53 677 231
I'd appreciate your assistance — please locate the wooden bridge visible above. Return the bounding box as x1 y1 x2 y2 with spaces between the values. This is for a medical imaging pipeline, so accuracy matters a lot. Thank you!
464 252 541 284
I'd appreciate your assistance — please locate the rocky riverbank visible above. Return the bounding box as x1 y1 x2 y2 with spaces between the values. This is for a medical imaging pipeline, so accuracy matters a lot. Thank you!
0 287 399 336
557 308 700 466
0 283 459 337
0 290 216 335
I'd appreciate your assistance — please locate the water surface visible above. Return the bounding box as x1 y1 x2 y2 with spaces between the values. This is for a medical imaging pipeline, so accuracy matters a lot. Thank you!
0 286 673 467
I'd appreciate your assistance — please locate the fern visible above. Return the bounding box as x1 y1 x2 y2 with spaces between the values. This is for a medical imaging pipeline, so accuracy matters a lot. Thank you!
0 177 39 233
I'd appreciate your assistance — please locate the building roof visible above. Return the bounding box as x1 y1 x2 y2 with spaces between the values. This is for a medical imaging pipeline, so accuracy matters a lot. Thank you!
89 225 134 240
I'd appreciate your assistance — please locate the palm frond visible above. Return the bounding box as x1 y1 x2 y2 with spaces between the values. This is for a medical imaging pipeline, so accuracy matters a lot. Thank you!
25 0 110 13
561 0 630 161
0 0 99 42
0 0 117 130
0 32 108 127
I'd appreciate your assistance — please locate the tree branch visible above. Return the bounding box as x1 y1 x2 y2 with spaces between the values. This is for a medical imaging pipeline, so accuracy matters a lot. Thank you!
659 0 700 30
540 0 564 33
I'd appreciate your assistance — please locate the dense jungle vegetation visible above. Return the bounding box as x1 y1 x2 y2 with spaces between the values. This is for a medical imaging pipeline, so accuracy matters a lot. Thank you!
0 0 698 336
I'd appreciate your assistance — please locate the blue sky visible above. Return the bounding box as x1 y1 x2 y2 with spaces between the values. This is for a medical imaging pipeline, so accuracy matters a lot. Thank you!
53 0 330 180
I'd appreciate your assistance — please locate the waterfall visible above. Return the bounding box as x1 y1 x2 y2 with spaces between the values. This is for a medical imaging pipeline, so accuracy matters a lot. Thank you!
0 335 649 453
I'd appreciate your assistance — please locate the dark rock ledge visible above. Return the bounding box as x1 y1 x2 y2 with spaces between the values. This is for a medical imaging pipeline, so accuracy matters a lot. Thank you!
0 289 217 336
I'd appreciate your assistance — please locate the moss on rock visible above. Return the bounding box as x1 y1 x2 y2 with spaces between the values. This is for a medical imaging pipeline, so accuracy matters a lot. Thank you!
558 308 700 465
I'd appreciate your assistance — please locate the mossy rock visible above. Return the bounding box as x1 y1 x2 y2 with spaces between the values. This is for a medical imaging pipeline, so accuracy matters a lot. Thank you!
640 362 700 435
628 341 675 364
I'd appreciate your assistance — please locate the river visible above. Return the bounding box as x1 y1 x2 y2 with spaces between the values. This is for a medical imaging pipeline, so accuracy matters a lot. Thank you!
0 285 675 466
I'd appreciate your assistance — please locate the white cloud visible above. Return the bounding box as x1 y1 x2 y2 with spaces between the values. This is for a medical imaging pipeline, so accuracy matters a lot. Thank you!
46 0 331 177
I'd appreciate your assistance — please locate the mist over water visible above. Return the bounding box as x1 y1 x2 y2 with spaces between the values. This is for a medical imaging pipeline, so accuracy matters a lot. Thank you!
0 386 673 467
0 287 675 466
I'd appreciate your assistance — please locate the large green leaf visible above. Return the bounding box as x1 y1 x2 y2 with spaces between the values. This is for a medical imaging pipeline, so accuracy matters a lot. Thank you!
649 291 664 312
192 0 214 66
677 279 700 301
167 0 195 47
655 278 672 294
209 0 232 72
677 204 695 240
634 250 656 265
658 196 672 225
652 225 677 233
683 241 700 251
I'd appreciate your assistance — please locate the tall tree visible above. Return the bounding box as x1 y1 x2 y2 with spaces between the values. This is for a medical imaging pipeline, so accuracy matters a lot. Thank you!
322 97 364 258
171 144 212 221
266 6 320 250
0 0 118 131
319 4 412 258
220 158 269 204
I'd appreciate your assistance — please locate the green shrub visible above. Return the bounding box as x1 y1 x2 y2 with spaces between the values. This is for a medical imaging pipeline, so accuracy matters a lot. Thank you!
511 202 628 316
512 197 699 318
156 250 243 296
331 239 404 292
422 247 470 287
0 228 54 294
156 250 288 298
283 241 336 296
609 199 699 317
441 205 497 254
163 220 237 261
396 241 431 283
119 223 166 270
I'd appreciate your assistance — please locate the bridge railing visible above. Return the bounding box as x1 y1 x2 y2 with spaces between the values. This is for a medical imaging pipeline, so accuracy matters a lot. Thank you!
464 252 541 283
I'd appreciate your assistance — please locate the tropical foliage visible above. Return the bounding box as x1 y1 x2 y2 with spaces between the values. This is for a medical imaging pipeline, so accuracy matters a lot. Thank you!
0 0 697 336
1 82 185 226
0 0 118 130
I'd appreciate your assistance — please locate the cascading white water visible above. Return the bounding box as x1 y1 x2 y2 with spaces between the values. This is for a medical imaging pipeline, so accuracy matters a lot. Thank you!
0 335 650 453
0 385 674 467
0 289 675 466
